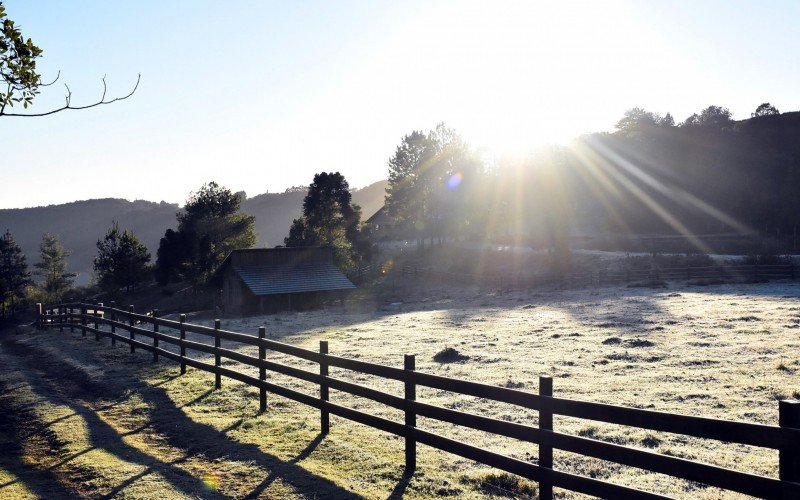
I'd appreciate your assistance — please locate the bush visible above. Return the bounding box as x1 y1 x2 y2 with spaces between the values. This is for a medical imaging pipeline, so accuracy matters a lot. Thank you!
433 347 469 363
460 472 537 497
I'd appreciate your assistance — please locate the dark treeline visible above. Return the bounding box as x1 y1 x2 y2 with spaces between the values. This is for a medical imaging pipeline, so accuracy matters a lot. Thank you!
382 105 800 255
572 104 800 239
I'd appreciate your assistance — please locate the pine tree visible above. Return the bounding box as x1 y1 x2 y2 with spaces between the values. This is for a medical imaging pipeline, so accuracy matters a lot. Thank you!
34 233 76 302
285 172 363 270
0 229 31 317
94 221 151 293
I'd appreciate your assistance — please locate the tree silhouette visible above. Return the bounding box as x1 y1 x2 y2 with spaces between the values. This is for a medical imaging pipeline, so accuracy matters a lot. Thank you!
682 105 733 129
285 172 363 270
155 182 256 286
0 1 138 118
751 102 779 118
94 221 151 294
385 124 481 246
0 229 31 317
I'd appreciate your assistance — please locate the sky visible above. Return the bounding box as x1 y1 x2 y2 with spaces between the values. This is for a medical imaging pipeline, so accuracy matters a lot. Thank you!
2 0 800 209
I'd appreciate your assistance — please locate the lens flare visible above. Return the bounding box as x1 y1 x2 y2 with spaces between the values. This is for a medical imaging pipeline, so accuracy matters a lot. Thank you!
447 172 463 190
203 473 220 490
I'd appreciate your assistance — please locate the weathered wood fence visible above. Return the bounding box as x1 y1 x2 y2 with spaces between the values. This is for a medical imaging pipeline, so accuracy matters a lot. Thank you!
402 263 796 290
37 302 800 499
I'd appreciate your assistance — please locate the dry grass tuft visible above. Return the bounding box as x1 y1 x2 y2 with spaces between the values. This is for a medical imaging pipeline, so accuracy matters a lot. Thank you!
433 347 470 363
460 472 537 498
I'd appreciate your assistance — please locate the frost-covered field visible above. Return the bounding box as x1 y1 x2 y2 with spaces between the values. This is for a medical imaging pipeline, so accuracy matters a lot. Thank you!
4 281 799 498
205 280 800 498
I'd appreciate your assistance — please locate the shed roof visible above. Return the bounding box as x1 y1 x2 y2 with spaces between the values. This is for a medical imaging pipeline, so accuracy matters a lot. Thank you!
366 205 394 225
233 260 355 296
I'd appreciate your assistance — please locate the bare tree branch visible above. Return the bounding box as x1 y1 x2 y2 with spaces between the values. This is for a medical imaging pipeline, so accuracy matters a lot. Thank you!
39 70 61 87
0 73 140 117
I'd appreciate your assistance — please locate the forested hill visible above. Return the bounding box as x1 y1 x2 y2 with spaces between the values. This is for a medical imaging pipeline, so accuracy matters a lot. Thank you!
0 180 388 284
568 110 800 240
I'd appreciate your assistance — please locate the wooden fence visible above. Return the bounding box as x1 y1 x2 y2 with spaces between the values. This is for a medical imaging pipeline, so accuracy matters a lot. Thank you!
402 263 796 291
37 302 800 499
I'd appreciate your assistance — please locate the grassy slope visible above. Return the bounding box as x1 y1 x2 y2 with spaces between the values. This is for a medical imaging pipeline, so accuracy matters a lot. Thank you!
2 280 800 498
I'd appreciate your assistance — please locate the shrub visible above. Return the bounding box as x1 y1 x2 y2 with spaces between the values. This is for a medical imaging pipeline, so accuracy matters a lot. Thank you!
433 347 469 363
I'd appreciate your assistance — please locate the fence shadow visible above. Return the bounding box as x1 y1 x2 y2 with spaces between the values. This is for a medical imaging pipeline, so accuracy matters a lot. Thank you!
0 336 362 500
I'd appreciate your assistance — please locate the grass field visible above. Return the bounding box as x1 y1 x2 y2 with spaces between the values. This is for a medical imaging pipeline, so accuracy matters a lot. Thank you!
1 280 799 498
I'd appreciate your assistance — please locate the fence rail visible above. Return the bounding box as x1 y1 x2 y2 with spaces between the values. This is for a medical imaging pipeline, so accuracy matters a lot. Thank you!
38 301 800 499
401 263 796 290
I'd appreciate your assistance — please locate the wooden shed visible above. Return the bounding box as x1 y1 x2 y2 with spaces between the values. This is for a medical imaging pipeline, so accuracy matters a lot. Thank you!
216 247 355 315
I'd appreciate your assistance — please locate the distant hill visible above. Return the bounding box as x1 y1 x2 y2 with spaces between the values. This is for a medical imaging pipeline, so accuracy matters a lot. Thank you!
571 111 800 237
0 180 388 285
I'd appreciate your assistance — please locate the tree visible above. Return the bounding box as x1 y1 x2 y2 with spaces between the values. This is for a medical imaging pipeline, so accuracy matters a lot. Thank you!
0 229 31 317
0 1 138 118
33 233 75 302
615 108 659 133
94 221 151 294
385 123 482 245
752 102 779 118
681 105 733 129
285 172 364 270
385 130 434 241
155 182 256 286
154 228 190 286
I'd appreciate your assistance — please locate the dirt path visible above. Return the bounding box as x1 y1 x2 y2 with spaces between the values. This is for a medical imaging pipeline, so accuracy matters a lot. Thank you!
0 324 364 499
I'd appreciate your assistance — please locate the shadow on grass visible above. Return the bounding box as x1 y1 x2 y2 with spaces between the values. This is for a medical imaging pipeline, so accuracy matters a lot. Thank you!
0 381 80 500
0 339 224 499
244 432 326 499
387 470 413 499
1 336 362 499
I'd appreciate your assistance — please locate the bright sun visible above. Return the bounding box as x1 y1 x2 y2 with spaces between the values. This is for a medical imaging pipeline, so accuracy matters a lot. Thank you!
371 1 668 155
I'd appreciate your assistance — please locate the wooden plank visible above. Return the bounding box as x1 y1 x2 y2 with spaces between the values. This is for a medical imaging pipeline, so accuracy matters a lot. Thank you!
545 396 800 450
411 428 667 499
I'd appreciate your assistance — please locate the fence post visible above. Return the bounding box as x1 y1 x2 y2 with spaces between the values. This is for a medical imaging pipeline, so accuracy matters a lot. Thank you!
779 399 800 482
152 309 159 362
109 301 116 346
129 305 135 353
539 375 554 500
69 304 74 333
58 305 64 332
94 302 103 340
35 303 42 330
179 314 187 374
214 319 221 389
320 340 329 434
404 354 416 473
81 302 87 337
259 326 267 412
